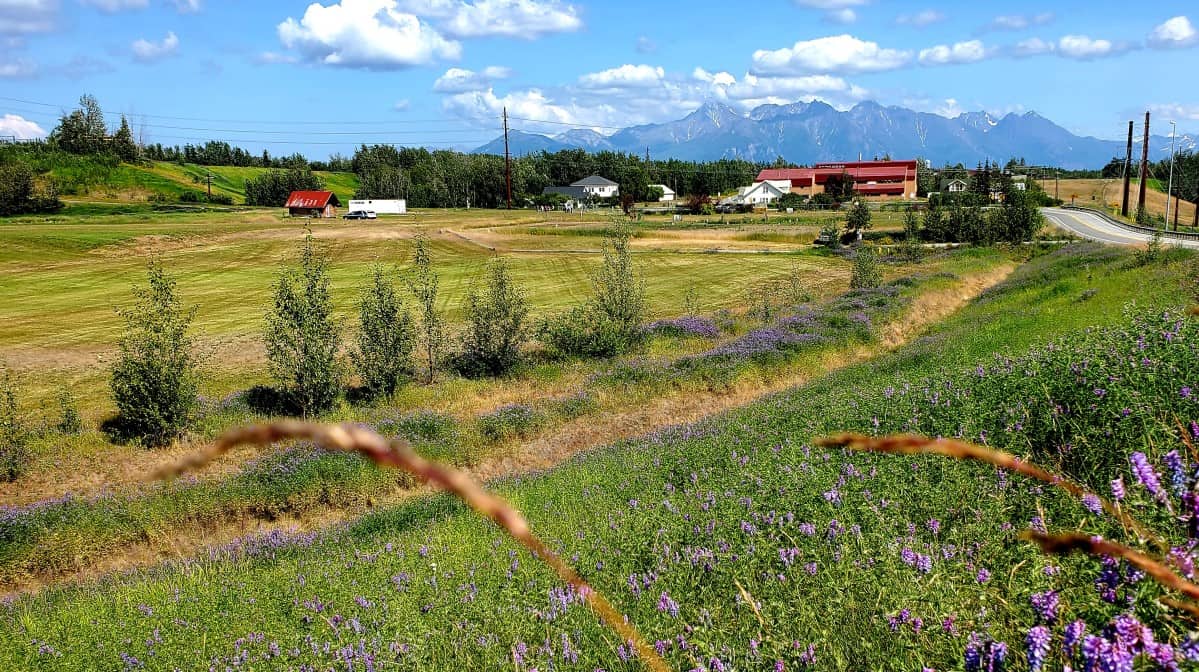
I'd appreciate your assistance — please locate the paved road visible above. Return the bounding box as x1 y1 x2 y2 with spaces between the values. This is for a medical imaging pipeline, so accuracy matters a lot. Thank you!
1042 207 1199 249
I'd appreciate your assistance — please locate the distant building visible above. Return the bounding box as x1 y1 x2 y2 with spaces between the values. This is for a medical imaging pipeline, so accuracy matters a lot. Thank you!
348 199 407 214
942 178 968 193
720 180 791 208
543 175 620 202
755 159 919 200
285 190 341 218
651 184 675 202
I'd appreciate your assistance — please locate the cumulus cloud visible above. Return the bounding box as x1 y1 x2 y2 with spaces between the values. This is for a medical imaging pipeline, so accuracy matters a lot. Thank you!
752 34 911 75
896 10 944 27
918 40 989 65
984 12 1053 31
81 0 148 11
1010 37 1054 57
440 0 581 39
278 0 461 69
0 56 35 77
433 65 512 92
578 64 665 90
823 8 856 24
0 0 58 34
1148 103 1199 122
1148 16 1197 49
131 31 179 63
1057 34 1120 60
393 98 411 110
0 113 46 139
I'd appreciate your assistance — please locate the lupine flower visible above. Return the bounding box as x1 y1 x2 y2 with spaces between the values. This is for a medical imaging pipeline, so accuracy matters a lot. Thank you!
1111 477 1126 501
1082 494 1103 515
1030 590 1059 624
1130 452 1167 502
657 592 680 618
1026 626 1050 672
1164 451 1187 495
1063 621 1086 657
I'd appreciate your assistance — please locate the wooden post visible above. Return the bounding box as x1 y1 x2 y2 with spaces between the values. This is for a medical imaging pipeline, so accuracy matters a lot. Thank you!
503 107 512 210
1121 120 1133 217
1137 111 1150 218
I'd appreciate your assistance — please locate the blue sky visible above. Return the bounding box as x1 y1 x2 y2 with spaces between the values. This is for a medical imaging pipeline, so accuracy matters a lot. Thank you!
1 0 1198 158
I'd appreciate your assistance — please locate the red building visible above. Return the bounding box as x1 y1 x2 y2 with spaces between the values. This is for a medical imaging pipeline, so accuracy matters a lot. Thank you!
285 191 341 218
755 159 919 199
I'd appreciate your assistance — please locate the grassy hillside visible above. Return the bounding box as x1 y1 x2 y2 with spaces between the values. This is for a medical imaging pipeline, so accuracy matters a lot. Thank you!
1056 177 1196 225
40 156 359 205
1 245 1194 670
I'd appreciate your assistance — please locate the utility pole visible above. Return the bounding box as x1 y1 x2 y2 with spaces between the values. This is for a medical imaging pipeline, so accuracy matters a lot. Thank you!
1167 120 1177 230
1121 120 1133 217
1137 111 1150 219
503 107 512 210
206 171 213 199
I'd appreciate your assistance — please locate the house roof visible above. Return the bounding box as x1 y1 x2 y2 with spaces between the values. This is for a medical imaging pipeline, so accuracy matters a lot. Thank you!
650 184 675 194
285 191 340 209
570 175 618 187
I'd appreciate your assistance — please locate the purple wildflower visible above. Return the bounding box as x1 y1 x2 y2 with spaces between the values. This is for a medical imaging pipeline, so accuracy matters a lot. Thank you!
1130 452 1167 502
1082 494 1103 515
1063 620 1086 657
1026 626 1050 672
1164 450 1187 495
657 592 680 618
1030 590 1059 624
976 568 991 584
1111 477 1126 502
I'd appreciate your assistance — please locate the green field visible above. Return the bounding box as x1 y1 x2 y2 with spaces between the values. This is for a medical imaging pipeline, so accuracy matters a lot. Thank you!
2 198 1197 671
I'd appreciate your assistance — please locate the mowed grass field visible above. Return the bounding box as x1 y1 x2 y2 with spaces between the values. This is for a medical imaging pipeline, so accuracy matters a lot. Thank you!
1055 177 1197 224
0 204 848 410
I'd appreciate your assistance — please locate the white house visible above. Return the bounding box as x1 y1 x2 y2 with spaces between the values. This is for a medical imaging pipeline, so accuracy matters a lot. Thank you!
571 175 620 199
945 179 968 193
348 199 407 214
651 184 675 202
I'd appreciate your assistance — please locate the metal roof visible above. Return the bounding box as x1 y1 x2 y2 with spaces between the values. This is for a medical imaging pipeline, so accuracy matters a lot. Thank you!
285 191 340 209
570 175 618 187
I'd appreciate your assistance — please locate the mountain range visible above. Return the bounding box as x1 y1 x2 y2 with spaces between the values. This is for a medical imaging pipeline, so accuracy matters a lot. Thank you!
473 101 1194 170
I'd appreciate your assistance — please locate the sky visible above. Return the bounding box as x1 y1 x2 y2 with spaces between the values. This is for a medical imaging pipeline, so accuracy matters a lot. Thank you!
1 0 1198 159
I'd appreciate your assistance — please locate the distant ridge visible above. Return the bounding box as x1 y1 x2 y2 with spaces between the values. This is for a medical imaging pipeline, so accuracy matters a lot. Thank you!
473 101 1194 170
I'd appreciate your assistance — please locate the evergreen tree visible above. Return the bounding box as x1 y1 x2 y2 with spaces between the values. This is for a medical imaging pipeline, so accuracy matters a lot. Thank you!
113 115 139 162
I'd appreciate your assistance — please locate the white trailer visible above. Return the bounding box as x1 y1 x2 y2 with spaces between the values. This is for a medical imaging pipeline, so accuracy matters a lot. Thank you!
348 199 407 215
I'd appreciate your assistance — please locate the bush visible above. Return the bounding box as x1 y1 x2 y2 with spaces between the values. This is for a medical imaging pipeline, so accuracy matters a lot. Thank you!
351 266 415 398
245 168 325 207
109 262 201 446
845 199 871 233
850 245 882 289
407 235 445 384
206 193 234 206
539 306 635 359
477 404 544 442
0 163 63 216
55 387 83 435
179 190 203 203
453 258 530 378
0 366 28 482
264 235 342 416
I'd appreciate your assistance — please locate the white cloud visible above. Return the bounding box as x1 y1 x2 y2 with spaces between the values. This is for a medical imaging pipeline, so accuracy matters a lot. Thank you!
1148 16 1197 49
0 113 46 139
278 0 461 69
578 64 665 90
825 8 856 24
393 98 410 110
131 31 179 63
1011 37 1054 57
984 12 1053 31
81 0 148 11
1057 34 1118 60
752 34 911 75
172 0 200 12
433 65 512 92
635 36 656 54
0 0 58 34
440 0 581 39
918 40 989 65
0 56 35 77
256 51 298 65
1148 103 1199 122
896 10 944 27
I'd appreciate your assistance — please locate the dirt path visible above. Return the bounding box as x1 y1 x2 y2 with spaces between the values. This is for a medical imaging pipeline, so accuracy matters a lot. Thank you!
2 263 1015 596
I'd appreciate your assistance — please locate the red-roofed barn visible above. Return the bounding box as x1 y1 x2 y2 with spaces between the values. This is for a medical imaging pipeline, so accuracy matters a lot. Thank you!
285 191 341 218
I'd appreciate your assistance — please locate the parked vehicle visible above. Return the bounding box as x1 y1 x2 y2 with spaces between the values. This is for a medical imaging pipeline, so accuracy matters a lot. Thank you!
343 210 377 220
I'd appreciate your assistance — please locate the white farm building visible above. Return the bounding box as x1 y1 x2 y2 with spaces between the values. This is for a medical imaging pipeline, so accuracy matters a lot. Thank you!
348 199 408 215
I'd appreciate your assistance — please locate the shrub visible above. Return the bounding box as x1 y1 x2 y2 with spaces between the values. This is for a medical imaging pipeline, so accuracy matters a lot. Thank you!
407 235 445 384
477 404 544 442
903 207 920 241
264 234 342 416
0 366 28 482
845 199 871 234
55 387 83 435
0 163 62 216
351 266 415 398
454 258 530 378
850 245 882 289
206 193 234 206
109 261 201 446
245 168 325 207
539 306 634 358
179 190 203 203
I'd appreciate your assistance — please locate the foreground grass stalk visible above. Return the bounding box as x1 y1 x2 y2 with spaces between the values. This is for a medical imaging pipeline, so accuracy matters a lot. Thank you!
817 433 1158 544
154 421 670 672
1022 531 1199 619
